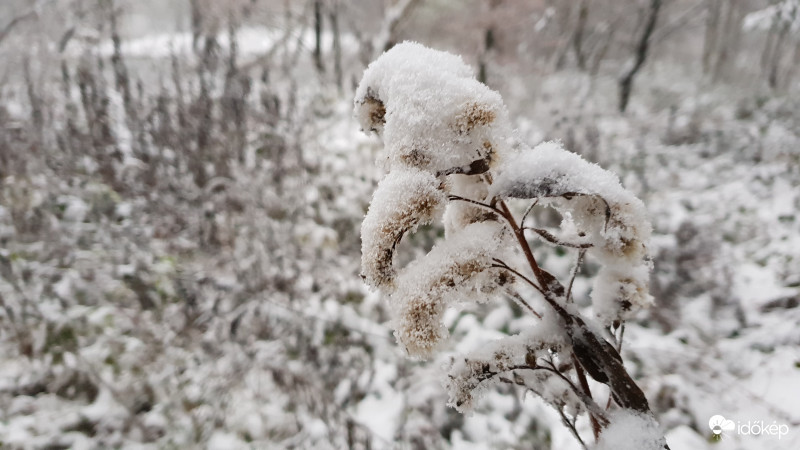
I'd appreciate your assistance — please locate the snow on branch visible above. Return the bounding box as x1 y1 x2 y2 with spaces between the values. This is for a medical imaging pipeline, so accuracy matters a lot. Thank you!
444 320 573 413
391 221 512 358
491 141 654 325
361 167 446 290
354 41 513 175
355 42 667 449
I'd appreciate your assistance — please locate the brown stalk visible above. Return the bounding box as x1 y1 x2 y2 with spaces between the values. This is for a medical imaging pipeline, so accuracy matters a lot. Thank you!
448 190 663 447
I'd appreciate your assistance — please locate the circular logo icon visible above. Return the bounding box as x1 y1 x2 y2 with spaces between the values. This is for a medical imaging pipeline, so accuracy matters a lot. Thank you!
708 415 735 436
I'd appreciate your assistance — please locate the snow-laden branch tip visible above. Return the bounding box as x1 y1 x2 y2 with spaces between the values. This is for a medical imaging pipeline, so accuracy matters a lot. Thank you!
355 42 665 449
491 140 654 325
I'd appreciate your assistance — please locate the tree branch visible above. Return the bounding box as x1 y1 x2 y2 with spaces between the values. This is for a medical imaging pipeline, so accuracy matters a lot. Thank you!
524 227 593 249
566 248 587 302
618 0 663 112
491 260 544 295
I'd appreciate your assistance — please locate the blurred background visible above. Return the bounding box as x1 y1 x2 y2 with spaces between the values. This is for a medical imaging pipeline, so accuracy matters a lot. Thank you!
0 0 798 448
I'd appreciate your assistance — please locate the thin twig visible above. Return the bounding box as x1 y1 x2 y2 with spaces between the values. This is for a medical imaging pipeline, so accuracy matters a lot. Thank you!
471 363 548 390
505 289 542 319
498 200 547 288
524 227 593 249
557 408 589 450
520 199 539 227
573 350 601 440
566 249 587 303
605 322 626 410
542 358 582 395
491 260 543 294
447 194 502 214
542 357 609 427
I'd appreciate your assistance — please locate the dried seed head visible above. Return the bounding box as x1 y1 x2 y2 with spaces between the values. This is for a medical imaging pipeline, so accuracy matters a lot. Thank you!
355 88 386 134
361 168 446 291
453 102 497 135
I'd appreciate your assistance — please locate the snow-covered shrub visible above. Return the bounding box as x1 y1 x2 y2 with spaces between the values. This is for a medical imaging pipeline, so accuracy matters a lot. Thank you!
356 42 668 448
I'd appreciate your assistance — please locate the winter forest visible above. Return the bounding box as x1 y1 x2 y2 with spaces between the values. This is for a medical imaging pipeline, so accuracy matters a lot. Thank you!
1 0 799 449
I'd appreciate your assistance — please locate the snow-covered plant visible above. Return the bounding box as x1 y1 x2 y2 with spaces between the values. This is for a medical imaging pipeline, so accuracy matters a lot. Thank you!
356 42 669 449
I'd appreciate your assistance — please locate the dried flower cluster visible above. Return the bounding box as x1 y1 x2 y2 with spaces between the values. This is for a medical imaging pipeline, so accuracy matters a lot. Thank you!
356 42 668 449
356 42 516 358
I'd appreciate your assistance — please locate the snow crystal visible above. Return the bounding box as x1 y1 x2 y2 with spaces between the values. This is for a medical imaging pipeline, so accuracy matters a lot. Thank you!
594 409 667 450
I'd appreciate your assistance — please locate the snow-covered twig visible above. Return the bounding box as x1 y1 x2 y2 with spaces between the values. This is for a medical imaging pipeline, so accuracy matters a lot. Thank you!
355 42 667 449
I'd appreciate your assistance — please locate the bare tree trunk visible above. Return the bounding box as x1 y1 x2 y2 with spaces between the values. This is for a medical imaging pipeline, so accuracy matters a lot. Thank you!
23 58 43 135
329 1 343 90
478 0 500 84
589 26 615 77
313 0 325 73
712 0 739 83
106 0 132 116
373 0 422 57
759 7 784 84
618 0 662 113
783 41 800 91
190 0 202 53
572 0 589 71
553 1 575 70
702 0 721 75
768 23 789 89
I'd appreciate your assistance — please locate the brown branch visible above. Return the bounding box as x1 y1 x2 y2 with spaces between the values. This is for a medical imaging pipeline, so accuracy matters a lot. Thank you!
557 407 589 450
447 195 502 215
520 199 539 227
574 353 602 440
524 227 593 249
498 200 548 288
566 249 587 302
448 184 660 444
616 323 626 354
437 157 491 177
505 289 543 319
541 357 609 426
490 261 543 295
496 194 657 428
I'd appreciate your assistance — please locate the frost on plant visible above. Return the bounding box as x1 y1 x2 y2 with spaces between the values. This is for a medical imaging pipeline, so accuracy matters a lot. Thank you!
391 221 512 358
360 167 446 290
356 42 668 448
490 141 654 325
